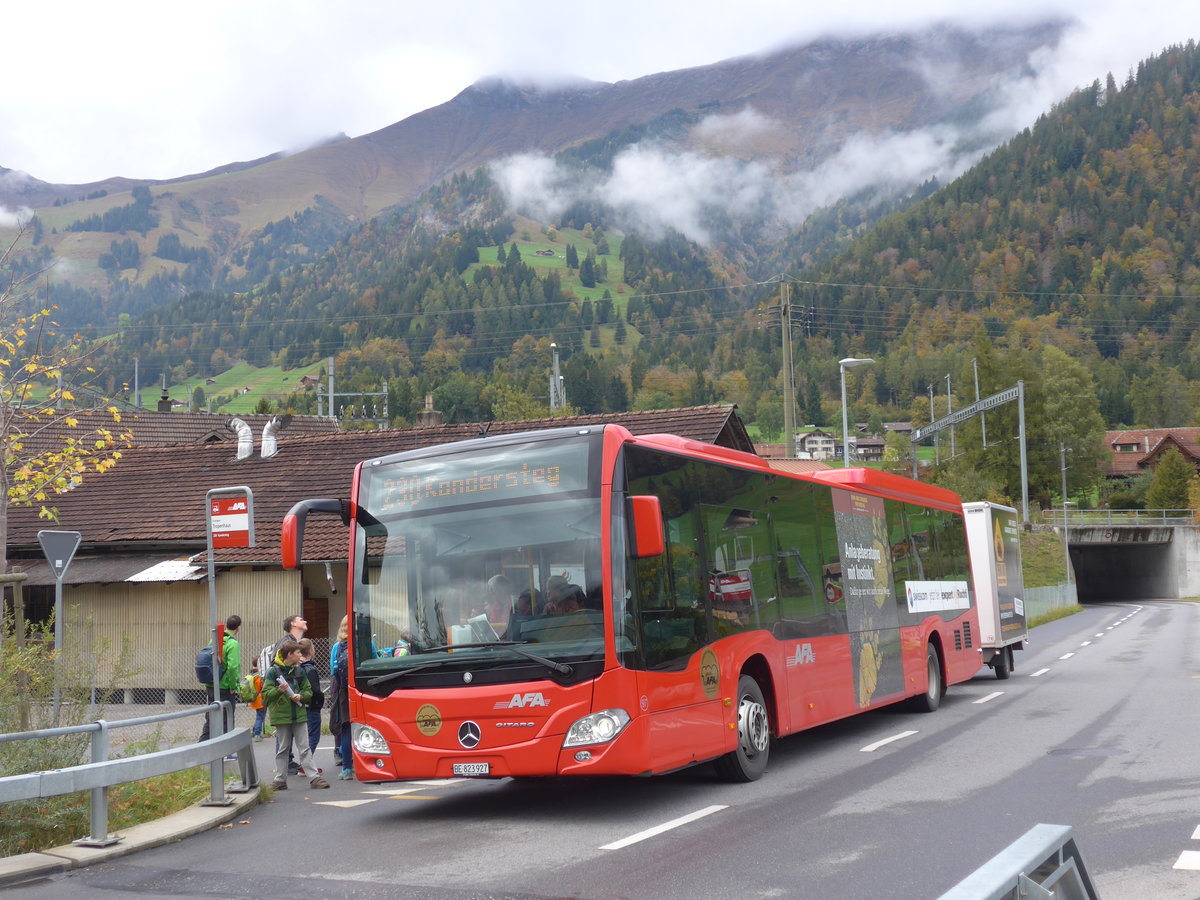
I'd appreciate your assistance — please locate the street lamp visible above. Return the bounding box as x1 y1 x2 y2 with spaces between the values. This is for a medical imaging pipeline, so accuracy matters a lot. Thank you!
840 357 875 467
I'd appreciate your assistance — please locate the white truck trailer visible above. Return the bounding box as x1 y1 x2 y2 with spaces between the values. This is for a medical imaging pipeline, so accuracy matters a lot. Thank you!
963 501 1028 679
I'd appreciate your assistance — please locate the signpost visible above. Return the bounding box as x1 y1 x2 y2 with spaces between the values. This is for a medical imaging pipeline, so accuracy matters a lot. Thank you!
203 487 254 803
38 529 81 720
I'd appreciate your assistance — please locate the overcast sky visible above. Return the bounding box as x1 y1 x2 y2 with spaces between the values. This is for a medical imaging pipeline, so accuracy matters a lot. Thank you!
0 0 1193 186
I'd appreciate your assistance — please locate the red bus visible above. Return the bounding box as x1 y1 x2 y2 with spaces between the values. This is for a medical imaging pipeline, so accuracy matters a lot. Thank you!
282 424 979 782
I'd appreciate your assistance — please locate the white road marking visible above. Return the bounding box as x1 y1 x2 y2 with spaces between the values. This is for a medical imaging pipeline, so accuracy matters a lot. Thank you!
860 730 918 752
1095 633 1105 638
1059 652 1075 660
363 786 437 795
1030 668 1051 677
600 805 728 850
1192 824 1200 840
1174 851 1200 870
974 692 1004 704
1079 641 1092 647
314 799 378 808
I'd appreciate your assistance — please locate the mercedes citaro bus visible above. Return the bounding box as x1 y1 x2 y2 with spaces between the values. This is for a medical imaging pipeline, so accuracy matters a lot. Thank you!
282 425 979 783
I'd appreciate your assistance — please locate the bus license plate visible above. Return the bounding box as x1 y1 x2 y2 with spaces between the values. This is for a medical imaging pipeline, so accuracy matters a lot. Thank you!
453 762 490 776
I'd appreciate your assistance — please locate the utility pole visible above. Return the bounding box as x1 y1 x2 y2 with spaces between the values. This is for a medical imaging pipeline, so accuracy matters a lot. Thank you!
780 283 796 456
973 358 986 448
946 373 955 458
763 281 799 456
929 385 939 465
549 343 566 411
1060 442 1072 584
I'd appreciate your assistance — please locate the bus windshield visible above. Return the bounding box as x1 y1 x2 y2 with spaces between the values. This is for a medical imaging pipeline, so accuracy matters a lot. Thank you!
350 433 605 688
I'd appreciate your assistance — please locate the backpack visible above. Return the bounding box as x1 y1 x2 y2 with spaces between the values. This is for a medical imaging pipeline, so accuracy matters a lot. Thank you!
239 671 263 704
257 643 275 678
305 664 325 709
195 644 225 684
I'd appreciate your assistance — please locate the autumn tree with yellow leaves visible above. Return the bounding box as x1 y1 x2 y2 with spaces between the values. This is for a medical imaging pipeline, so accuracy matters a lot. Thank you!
0 228 133 577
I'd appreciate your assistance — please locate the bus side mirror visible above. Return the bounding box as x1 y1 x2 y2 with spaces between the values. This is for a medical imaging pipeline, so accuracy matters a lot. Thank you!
628 495 665 558
281 498 349 569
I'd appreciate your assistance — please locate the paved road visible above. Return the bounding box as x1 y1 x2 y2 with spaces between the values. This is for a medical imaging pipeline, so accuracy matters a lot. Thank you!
10 600 1200 899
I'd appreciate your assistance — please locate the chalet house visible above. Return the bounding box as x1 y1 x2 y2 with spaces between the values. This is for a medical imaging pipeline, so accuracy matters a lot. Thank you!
1104 428 1200 480
797 429 837 460
4 405 752 703
854 436 886 462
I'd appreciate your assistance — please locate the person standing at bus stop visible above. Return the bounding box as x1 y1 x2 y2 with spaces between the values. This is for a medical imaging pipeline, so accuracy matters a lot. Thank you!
259 614 307 772
263 639 329 790
199 614 241 748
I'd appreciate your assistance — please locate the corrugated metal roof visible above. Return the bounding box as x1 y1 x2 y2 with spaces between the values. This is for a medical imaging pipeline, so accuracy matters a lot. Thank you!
125 558 206 583
12 554 190 586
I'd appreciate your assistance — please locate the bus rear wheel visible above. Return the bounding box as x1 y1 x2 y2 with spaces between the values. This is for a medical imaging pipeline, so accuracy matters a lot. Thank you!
907 643 942 713
715 675 770 782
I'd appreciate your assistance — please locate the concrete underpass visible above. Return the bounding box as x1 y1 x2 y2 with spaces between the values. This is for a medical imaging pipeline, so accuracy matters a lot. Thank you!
1065 523 1195 601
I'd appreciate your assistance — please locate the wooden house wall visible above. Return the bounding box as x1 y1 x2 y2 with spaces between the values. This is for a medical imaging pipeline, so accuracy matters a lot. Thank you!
60 568 303 691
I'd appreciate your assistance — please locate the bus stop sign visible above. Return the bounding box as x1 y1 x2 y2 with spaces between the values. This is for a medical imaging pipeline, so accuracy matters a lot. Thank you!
38 530 82 581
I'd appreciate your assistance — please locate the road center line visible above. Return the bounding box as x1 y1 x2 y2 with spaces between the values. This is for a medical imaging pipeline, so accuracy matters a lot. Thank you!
860 730 918 752
1059 652 1075 659
974 691 1005 704
600 805 728 850
1079 641 1092 647
1030 668 1051 677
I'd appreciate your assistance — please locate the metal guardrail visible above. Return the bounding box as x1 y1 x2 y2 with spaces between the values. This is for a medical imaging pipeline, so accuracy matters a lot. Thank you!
0 702 257 847
1042 509 1192 527
939 823 1100 899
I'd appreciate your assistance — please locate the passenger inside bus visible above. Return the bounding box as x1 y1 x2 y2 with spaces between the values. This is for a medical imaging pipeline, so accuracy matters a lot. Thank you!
507 579 599 643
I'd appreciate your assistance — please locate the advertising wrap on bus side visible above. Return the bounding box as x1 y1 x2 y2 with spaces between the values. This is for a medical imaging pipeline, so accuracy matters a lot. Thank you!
963 501 1028 679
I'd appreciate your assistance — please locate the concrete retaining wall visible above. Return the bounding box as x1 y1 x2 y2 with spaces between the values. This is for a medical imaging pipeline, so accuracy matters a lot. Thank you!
1025 583 1078 620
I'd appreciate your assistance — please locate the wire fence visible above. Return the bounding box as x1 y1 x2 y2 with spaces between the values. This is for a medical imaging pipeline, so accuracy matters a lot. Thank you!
1 634 337 760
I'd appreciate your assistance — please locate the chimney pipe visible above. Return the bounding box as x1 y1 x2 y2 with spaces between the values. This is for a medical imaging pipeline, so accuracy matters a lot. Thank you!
261 414 293 458
228 417 253 460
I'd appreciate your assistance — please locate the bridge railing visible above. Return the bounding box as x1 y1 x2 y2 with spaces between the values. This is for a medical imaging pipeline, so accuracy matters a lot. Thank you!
1043 509 1193 527
938 822 1100 899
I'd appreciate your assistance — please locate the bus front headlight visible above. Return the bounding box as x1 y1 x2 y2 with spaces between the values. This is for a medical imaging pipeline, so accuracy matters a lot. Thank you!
352 723 391 755
563 708 631 747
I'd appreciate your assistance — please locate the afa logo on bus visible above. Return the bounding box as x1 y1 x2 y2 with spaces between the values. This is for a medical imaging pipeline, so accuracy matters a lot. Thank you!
494 693 549 709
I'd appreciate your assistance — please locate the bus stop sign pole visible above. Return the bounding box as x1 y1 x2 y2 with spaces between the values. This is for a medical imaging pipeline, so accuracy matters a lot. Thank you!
203 486 254 803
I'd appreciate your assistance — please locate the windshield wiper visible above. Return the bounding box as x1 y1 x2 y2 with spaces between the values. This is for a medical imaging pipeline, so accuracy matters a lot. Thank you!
418 640 573 675
366 661 443 687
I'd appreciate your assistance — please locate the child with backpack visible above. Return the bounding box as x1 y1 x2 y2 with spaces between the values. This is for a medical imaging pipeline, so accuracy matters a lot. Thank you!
262 640 329 790
241 660 266 741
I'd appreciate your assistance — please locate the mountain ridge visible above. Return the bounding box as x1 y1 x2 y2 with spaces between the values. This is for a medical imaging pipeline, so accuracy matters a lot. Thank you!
0 20 1064 316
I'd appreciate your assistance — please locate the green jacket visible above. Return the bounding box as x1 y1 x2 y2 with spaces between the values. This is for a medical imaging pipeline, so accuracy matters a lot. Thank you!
218 633 241 693
262 653 312 725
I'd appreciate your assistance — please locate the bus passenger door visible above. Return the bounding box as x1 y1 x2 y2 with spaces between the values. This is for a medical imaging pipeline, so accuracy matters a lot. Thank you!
626 517 726 772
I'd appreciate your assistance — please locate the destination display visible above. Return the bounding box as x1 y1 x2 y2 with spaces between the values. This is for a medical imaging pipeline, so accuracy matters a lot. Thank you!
370 441 591 513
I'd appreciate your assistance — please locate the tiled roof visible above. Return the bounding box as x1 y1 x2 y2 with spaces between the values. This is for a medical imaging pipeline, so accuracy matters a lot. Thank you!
7 405 750 567
763 459 832 474
16 409 339 456
1104 428 1200 476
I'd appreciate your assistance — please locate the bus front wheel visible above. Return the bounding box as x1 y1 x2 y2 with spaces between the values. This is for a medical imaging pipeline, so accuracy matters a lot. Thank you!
715 675 770 782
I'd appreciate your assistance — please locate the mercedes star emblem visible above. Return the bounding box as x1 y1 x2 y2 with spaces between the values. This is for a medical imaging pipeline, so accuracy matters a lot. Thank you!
458 720 482 749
